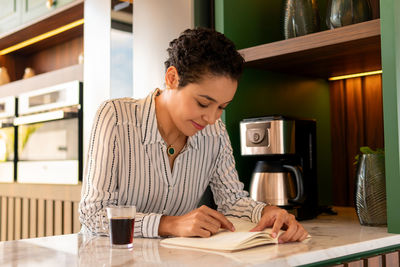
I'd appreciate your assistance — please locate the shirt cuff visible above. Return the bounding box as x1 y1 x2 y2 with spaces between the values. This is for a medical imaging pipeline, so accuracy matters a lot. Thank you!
251 202 267 223
137 213 163 238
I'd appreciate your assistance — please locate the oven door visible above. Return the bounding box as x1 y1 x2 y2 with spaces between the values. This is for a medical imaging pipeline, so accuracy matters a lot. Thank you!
17 117 79 184
0 126 15 182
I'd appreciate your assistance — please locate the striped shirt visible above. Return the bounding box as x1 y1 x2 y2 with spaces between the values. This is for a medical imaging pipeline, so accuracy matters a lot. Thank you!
79 89 266 238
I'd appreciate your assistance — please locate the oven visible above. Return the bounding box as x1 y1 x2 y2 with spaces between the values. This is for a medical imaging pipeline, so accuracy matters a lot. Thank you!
0 96 16 182
14 81 82 184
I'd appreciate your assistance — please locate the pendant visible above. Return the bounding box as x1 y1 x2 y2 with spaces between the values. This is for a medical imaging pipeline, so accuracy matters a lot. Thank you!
167 145 175 156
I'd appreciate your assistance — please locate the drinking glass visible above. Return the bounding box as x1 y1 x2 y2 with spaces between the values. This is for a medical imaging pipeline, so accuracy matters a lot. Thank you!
106 206 136 249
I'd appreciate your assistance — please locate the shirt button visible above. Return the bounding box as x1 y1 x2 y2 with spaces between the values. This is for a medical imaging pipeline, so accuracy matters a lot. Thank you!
169 186 173 190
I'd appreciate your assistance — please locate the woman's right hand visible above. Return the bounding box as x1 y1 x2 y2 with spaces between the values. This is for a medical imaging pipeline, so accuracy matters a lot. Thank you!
158 205 235 237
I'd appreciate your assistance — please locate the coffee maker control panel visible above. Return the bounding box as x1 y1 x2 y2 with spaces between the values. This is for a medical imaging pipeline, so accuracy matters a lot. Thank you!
247 128 269 145
240 117 295 156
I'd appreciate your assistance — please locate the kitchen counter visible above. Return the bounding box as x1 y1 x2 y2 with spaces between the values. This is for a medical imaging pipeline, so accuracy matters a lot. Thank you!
1 207 400 266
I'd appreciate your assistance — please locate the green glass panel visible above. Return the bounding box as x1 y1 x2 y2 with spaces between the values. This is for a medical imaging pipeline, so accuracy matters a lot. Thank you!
380 0 400 233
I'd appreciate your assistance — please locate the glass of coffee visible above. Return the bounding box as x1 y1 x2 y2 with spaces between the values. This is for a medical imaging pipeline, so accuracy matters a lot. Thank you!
106 206 136 249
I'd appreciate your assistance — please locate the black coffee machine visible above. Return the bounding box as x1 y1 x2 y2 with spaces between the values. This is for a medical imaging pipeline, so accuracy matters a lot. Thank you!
240 116 318 220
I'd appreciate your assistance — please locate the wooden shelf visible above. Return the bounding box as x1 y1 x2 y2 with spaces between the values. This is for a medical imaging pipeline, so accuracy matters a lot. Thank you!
239 19 381 79
0 1 84 55
0 64 83 98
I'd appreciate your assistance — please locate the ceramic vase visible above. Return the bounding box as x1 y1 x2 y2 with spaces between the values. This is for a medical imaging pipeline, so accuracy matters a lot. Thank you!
0 66 10 85
23 67 36 79
326 0 372 29
283 0 320 39
355 153 387 226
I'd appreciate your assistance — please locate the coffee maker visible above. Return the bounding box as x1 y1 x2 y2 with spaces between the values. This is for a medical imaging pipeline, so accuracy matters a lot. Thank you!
240 116 318 220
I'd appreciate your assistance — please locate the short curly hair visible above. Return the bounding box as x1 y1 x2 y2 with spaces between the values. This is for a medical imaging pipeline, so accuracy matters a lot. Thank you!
165 28 244 87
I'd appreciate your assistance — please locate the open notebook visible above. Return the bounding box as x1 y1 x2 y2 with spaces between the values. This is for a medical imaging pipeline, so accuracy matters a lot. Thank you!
161 217 299 252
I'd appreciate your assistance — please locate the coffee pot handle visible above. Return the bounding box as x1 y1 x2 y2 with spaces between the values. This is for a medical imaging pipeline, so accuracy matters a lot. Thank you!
283 165 304 203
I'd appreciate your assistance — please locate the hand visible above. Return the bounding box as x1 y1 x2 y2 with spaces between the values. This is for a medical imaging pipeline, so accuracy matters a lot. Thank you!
158 205 235 237
250 205 308 243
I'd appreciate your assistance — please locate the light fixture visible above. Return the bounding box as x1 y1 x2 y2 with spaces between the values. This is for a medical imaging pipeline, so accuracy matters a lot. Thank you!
328 70 382 81
0 18 84 56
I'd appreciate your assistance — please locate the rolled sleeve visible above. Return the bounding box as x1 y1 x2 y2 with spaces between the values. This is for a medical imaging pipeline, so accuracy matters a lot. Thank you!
135 213 163 238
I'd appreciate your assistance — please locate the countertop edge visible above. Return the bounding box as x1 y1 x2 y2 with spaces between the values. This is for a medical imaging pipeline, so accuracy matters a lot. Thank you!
287 234 400 266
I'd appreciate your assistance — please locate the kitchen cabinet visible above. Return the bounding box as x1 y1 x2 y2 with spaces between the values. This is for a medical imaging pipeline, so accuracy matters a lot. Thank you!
216 0 400 233
21 0 76 24
21 0 57 24
0 0 22 34
0 0 77 35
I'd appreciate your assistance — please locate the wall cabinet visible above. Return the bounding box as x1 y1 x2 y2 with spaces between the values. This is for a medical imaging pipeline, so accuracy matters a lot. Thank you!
22 0 58 24
0 0 76 35
21 0 75 24
0 0 21 34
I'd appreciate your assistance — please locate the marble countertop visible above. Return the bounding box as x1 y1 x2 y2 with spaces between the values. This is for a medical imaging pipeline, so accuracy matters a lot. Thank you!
1 207 400 267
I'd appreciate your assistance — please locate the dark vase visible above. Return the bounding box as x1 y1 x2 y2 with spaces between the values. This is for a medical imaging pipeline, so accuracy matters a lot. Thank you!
326 0 372 29
355 154 387 226
283 0 320 39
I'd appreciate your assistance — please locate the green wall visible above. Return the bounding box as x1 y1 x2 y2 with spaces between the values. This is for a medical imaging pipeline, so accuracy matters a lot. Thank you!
215 0 333 205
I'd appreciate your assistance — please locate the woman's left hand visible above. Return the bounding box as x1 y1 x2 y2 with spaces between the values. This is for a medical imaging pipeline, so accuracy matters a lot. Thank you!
250 205 308 243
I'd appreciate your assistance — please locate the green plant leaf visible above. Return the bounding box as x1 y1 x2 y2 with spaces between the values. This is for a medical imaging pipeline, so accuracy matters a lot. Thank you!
354 146 385 165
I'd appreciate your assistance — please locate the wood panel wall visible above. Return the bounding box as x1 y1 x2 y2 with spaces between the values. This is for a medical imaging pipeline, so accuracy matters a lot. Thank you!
0 35 83 82
0 196 80 241
0 183 81 241
26 36 83 75
330 74 384 206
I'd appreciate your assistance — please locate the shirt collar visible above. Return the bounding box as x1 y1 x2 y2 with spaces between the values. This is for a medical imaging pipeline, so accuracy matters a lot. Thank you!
141 89 163 145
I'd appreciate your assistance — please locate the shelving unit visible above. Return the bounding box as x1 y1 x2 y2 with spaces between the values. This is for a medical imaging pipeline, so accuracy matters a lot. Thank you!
0 0 83 82
239 19 381 78
0 1 83 55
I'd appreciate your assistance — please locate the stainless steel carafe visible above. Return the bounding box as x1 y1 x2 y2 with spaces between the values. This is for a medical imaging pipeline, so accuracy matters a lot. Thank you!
250 161 304 206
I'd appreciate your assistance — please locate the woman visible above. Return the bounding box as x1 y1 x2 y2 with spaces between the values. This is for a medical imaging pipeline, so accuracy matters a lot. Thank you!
79 28 308 243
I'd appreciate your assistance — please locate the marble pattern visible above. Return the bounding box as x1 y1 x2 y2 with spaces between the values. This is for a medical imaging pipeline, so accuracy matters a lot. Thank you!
1 207 400 267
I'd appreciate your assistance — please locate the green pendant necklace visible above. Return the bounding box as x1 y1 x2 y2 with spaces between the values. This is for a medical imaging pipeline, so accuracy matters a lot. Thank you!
165 133 182 157
167 145 176 156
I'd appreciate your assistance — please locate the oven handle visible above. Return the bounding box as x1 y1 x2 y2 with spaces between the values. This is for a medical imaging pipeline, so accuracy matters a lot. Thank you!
0 122 14 127
0 119 14 128
13 108 79 125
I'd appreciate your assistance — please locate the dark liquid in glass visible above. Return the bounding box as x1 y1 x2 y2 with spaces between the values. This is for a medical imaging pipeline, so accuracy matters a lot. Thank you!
110 217 134 245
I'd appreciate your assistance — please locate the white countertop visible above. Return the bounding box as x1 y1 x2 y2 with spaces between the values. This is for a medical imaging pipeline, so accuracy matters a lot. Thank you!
1 207 400 267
